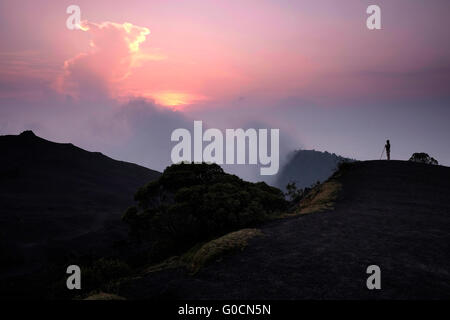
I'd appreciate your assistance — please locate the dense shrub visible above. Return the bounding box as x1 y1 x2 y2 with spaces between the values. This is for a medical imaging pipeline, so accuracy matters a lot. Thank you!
409 153 438 165
122 163 288 259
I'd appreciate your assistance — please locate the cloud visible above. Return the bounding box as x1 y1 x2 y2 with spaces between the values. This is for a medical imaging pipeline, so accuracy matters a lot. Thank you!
57 21 155 99
0 51 59 99
105 98 192 171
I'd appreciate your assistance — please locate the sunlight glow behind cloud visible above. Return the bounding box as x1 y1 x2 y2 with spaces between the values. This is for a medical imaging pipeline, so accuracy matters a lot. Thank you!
58 19 205 108
150 91 206 108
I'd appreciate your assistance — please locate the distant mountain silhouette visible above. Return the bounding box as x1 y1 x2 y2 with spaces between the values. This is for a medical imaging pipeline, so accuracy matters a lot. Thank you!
0 131 160 284
275 149 351 191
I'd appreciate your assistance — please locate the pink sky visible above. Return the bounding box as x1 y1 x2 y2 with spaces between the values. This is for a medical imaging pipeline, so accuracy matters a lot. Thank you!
1 0 450 174
2 0 449 106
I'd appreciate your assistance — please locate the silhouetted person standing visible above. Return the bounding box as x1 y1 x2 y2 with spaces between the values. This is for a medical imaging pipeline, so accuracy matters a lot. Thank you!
385 140 391 160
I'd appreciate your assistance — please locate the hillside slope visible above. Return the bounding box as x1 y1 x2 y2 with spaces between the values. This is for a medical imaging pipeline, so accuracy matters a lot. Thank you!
119 160 450 299
0 131 160 278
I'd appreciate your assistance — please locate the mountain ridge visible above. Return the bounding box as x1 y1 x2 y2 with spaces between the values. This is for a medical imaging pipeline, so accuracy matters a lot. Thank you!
0 131 161 285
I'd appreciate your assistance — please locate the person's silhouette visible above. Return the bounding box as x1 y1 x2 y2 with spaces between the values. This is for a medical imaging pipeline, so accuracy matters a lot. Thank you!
385 140 390 160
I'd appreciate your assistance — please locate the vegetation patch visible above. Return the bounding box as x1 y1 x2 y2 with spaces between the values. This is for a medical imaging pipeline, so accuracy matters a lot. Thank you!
122 163 287 262
280 160 352 217
144 255 186 274
84 292 126 300
187 228 262 274
142 228 262 275
409 152 439 165
297 180 342 214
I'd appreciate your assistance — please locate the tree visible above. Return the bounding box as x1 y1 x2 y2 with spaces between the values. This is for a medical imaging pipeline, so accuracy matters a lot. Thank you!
285 181 307 203
122 163 288 261
409 153 438 165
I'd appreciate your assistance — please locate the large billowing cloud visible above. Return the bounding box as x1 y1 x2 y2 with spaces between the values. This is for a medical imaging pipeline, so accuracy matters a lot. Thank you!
55 19 207 108
57 21 157 99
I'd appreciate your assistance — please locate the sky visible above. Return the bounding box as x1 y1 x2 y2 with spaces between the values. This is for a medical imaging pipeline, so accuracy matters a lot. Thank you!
1 0 449 181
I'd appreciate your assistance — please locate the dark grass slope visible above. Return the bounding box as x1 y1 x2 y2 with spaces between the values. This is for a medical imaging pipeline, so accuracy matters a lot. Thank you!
119 160 450 299
0 131 160 281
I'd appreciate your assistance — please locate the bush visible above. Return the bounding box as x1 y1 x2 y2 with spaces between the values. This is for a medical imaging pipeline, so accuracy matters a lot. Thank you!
122 163 288 260
285 181 313 203
409 153 438 165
